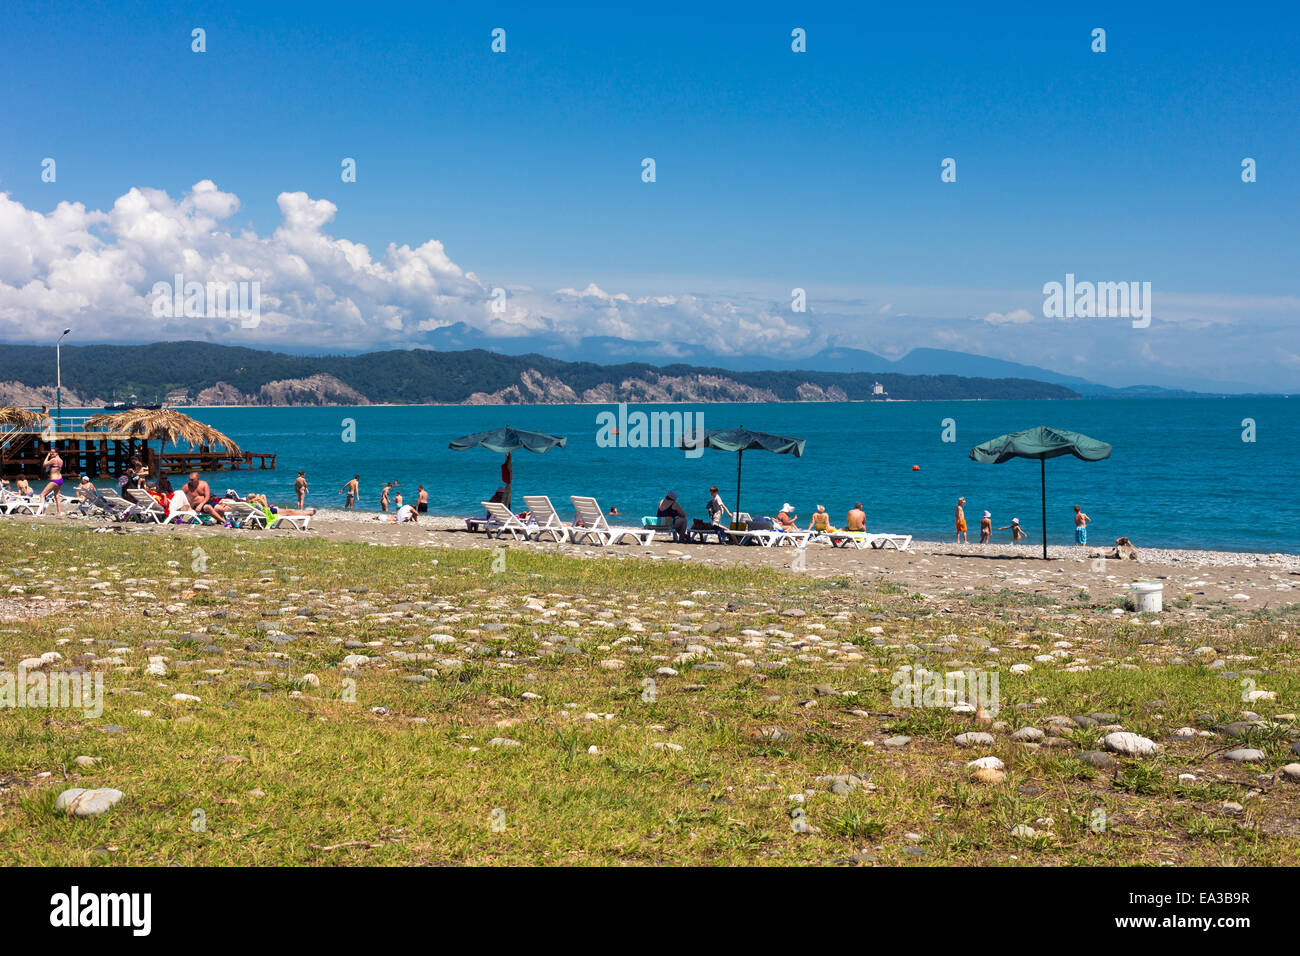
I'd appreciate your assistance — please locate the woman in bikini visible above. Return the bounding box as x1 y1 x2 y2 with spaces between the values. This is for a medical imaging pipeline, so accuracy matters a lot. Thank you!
39 448 65 515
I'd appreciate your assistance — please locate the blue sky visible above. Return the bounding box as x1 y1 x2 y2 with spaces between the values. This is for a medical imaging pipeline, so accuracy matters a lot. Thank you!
1 1 1297 390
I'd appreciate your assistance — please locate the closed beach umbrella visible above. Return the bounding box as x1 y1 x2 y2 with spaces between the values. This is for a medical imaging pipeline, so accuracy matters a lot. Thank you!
969 425 1111 559
449 426 567 505
681 427 806 518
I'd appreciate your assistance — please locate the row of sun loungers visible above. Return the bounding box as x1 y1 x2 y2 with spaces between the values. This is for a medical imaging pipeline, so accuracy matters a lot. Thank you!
470 495 911 550
0 487 311 531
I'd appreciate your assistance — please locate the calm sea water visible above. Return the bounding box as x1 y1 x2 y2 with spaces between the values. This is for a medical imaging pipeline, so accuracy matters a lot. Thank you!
82 398 1297 554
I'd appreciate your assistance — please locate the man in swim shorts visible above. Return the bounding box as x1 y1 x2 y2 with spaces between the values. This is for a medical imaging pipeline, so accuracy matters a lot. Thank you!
955 497 967 543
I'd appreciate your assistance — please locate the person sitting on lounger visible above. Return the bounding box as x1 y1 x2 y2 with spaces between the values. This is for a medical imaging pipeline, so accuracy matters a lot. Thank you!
807 504 832 534
846 502 866 532
657 490 688 542
775 503 799 532
75 475 96 498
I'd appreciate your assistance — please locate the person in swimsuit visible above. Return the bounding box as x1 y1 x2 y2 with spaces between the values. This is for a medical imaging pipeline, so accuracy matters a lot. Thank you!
339 475 359 510
955 497 967 543
417 485 428 514
997 517 1029 541
1073 505 1091 545
846 502 866 532
394 490 403 510
380 482 391 512
294 471 308 509
807 504 832 533
979 510 992 544
39 448 65 515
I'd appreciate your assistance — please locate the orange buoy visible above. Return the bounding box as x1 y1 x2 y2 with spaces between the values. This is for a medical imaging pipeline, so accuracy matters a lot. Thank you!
912 465 920 471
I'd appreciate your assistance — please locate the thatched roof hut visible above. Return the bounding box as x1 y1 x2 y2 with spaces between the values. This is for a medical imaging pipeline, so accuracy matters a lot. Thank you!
0 407 50 429
85 408 243 456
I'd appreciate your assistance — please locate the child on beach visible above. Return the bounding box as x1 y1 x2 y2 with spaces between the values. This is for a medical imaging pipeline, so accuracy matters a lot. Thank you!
1073 505 1092 545
955 497 967 543
997 517 1029 542
979 510 992 543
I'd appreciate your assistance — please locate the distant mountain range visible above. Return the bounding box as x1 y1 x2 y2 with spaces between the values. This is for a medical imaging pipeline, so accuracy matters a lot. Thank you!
0 341 1082 406
412 325 1225 397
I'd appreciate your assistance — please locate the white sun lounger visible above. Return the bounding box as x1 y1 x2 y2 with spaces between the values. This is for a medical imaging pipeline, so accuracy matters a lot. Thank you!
723 527 812 548
2 494 48 516
568 496 654 546
522 495 573 543
820 529 911 551
482 501 533 540
124 487 175 524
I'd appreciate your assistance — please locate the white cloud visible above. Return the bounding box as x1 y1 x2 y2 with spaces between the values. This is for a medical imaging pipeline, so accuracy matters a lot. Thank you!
977 308 1035 325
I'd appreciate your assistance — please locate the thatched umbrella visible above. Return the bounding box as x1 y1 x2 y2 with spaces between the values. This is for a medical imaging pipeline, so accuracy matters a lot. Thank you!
85 408 243 470
0 407 49 430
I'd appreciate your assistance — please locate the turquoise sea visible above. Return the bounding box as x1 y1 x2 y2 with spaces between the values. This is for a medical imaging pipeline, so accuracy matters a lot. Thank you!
84 397 1298 554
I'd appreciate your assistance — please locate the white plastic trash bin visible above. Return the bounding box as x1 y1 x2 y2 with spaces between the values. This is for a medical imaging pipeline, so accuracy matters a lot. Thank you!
1129 582 1163 613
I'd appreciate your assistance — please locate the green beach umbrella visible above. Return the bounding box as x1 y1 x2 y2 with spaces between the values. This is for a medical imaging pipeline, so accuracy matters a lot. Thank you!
449 426 567 507
448 426 567 455
681 427 806 519
969 425 1112 559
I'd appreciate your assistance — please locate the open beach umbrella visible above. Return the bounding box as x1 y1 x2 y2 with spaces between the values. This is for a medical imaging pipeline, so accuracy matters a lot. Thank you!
448 426 567 455
681 427 806 518
969 425 1111 559
85 408 243 465
449 426 567 505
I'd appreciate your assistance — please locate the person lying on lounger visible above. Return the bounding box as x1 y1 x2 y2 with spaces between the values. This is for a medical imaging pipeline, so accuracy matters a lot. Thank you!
246 493 316 517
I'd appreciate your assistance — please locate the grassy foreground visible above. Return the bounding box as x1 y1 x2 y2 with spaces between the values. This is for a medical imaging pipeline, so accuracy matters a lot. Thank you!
1 522 1298 866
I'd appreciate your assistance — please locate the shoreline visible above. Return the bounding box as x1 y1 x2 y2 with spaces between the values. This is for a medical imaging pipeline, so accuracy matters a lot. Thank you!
303 507 1300 564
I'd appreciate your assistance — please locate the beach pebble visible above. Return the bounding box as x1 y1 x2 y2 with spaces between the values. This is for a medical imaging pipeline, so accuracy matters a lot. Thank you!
1223 748 1266 763
1280 764 1300 782
171 693 201 703
954 732 995 748
72 755 99 768
972 767 1006 784
55 787 123 817
1102 732 1159 757
882 735 911 748
487 737 521 748
967 756 1005 771
1077 750 1118 769
1012 727 1045 743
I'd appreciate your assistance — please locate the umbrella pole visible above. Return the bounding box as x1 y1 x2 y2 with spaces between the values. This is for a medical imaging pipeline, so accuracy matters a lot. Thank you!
735 450 743 521
1041 457 1047 560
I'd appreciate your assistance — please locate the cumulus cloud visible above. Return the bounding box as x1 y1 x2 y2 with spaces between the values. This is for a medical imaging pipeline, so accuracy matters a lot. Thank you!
0 182 821 355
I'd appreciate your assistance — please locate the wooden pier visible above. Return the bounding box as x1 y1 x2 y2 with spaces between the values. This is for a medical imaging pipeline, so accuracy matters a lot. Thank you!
0 417 275 479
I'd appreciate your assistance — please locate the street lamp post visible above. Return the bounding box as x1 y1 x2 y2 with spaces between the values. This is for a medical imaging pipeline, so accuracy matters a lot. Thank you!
56 328 71 436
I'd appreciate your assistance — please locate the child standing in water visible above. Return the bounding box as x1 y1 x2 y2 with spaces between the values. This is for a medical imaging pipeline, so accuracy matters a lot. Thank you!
955 497 967 543
1073 505 1092 545
998 517 1029 541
